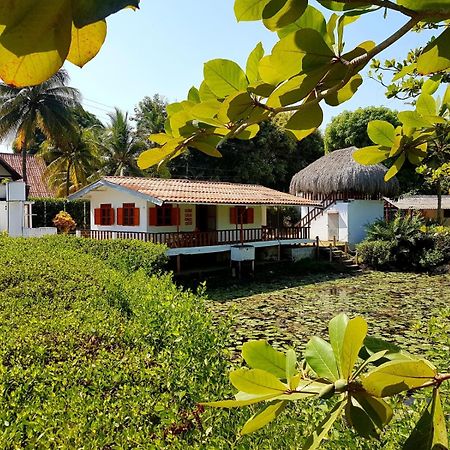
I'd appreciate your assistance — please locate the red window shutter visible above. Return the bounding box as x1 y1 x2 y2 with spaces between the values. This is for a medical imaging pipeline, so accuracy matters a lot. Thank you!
171 207 180 226
117 208 124 225
133 208 140 226
109 208 115 225
94 208 101 225
247 208 254 224
149 208 157 226
230 207 237 225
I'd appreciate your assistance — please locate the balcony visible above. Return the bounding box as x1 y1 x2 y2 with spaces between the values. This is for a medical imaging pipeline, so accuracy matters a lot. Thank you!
78 226 311 249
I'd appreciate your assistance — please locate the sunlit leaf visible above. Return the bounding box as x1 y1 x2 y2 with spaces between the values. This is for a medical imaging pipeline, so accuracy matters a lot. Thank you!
201 393 279 408
398 111 433 129
246 42 265 84
385 153 406 181
277 5 327 39
234 0 270 21
305 336 339 381
204 59 249 98
341 316 368 379
367 120 396 147
285 101 323 140
236 123 260 139
230 368 288 395
262 0 307 31
187 86 201 103
241 401 287 435
242 340 288 379
353 146 390 165
417 28 450 75
325 74 363 106
328 313 349 377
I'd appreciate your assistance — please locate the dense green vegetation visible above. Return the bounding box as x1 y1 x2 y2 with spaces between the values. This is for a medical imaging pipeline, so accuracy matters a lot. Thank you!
357 215 450 271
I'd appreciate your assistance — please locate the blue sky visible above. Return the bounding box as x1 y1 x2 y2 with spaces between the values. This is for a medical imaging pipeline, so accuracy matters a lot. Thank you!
1 1 438 151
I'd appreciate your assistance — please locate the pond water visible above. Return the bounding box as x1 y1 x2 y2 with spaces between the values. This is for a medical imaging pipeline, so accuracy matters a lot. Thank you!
207 271 450 356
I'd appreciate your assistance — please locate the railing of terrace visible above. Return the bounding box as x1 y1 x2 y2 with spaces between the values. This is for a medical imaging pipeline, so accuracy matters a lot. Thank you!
79 226 311 248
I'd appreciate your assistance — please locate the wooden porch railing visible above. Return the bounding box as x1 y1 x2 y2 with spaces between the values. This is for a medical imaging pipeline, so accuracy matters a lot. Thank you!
79 227 310 248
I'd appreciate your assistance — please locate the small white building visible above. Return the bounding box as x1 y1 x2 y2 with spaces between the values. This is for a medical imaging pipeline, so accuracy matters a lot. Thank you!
69 176 319 271
290 147 400 247
0 153 57 237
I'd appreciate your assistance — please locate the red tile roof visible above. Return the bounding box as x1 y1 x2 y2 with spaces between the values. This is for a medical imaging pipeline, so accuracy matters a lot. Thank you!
0 153 55 198
103 176 319 206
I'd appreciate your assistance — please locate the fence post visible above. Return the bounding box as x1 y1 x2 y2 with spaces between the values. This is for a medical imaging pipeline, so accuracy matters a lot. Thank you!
315 236 319 260
333 235 336 247
329 243 333 262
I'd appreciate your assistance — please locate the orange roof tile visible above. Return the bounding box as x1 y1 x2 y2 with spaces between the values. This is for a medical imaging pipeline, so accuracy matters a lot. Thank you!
0 153 55 198
102 176 319 206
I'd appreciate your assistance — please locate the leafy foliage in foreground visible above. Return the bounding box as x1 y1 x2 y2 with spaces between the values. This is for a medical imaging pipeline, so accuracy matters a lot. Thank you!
0 236 228 448
204 314 450 449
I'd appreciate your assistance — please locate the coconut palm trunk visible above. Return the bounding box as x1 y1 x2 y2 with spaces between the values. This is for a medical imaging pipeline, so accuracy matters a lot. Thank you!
21 146 28 185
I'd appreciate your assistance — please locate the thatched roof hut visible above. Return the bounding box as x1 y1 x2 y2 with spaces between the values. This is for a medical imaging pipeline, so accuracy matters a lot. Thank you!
290 147 399 199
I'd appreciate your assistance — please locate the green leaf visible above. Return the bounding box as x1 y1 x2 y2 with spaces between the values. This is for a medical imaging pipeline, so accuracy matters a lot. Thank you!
236 124 260 140
416 93 437 117
204 59 249 98
328 313 349 378
341 316 368 380
385 153 406 181
199 81 219 102
362 336 414 362
392 63 416 82
202 392 279 408
71 0 140 28
242 340 288 379
403 389 449 450
248 81 276 97
422 76 441 96
149 133 172 145
367 120 396 147
397 0 450 15
337 14 359 54
138 142 180 169
285 102 323 141
277 5 327 39
241 401 287 435
230 368 288 395
169 110 197 138
188 86 201 103
398 111 433 129
234 0 270 21
302 400 346 450
286 349 297 383
417 28 450 75
246 42 265 84
362 359 437 397
315 0 370 11
190 135 222 158
345 397 379 438
218 91 255 123
353 393 393 429
305 336 339 381
262 0 307 31
325 74 363 106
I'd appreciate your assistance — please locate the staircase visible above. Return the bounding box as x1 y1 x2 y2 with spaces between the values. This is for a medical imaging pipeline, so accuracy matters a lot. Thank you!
297 195 336 227
326 246 362 273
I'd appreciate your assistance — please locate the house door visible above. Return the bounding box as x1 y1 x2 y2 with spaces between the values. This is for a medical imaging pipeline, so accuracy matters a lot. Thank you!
328 212 339 241
196 205 217 232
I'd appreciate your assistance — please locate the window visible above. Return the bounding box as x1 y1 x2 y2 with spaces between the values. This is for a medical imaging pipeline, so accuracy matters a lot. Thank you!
444 209 450 218
149 205 180 227
230 207 254 225
117 203 140 226
94 204 114 226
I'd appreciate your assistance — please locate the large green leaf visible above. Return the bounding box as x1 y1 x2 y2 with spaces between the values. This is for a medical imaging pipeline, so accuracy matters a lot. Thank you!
417 28 450 75
234 0 270 21
345 398 379 438
416 93 437 117
353 393 393 429
204 59 249 98
362 359 437 397
302 400 346 450
138 141 181 169
385 152 406 181
315 0 371 11
328 313 349 377
403 389 449 450
367 120 396 147
246 42 265 84
398 111 433 129
230 368 288 395
341 316 368 379
285 101 323 140
242 340 288 379
277 5 327 39
72 0 139 27
262 0 307 31
189 135 223 158
397 1 450 15
202 392 279 408
218 91 254 123
241 401 287 435
305 336 339 381
325 74 363 106
353 146 390 165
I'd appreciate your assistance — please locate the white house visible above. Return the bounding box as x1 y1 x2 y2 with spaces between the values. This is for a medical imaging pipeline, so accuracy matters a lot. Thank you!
290 147 400 247
69 176 319 270
0 153 57 237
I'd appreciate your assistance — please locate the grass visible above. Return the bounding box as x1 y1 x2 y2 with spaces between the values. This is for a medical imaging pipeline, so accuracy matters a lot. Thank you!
206 270 450 356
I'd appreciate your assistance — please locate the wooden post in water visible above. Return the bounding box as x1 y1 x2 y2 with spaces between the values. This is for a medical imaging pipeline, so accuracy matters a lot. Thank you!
333 235 336 247
329 243 333 262
315 236 319 260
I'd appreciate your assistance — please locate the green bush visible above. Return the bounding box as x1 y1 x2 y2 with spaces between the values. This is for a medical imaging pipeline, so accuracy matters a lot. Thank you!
40 234 168 275
356 240 395 269
0 236 233 448
30 197 90 228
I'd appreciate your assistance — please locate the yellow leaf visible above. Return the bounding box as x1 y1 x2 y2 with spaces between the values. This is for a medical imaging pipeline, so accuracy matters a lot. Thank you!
67 20 107 68
0 0 72 87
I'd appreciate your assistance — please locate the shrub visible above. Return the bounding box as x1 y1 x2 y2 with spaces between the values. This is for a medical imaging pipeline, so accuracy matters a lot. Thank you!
52 211 76 234
40 234 168 275
356 240 395 269
0 236 231 448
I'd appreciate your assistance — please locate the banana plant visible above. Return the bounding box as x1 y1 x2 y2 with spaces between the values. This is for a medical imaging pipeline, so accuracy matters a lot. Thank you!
202 314 449 449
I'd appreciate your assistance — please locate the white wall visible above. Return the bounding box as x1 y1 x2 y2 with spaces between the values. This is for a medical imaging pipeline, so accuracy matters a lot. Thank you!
306 202 349 242
7 202 24 237
0 201 7 232
348 200 384 246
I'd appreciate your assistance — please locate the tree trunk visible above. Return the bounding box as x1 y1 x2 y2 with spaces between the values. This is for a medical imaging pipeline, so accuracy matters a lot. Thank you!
437 180 444 225
66 162 72 198
21 146 28 186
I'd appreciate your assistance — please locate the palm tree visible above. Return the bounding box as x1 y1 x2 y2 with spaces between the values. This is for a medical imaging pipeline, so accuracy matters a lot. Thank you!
0 70 80 185
98 108 145 176
40 129 101 197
